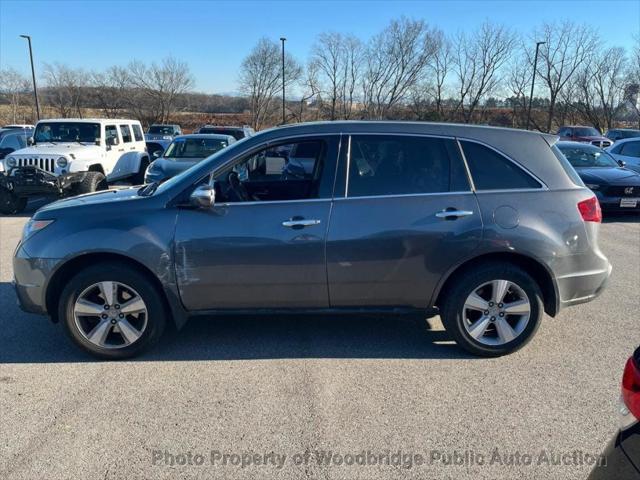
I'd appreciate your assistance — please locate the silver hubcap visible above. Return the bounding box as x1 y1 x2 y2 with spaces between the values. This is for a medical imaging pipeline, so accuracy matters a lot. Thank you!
73 281 148 349
462 279 530 346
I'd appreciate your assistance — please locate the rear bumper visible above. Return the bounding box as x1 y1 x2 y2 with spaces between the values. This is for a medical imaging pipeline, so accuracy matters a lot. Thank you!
556 262 612 310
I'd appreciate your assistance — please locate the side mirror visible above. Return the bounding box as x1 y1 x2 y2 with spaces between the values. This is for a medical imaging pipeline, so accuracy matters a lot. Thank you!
152 149 163 159
190 183 215 209
27 137 34 146
618 159 626 167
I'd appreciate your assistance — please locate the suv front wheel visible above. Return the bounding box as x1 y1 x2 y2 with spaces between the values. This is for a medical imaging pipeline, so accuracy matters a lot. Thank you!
441 263 543 357
59 263 166 359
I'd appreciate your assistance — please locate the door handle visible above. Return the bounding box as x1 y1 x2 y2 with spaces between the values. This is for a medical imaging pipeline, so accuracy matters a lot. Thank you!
435 209 474 220
118 148 125 152
282 218 321 228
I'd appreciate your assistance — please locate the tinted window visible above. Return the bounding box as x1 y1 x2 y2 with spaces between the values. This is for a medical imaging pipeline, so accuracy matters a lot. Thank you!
148 125 176 135
34 122 100 143
621 141 640 158
557 144 618 168
132 124 144 142
105 125 118 144
199 128 244 140
574 127 600 137
163 138 228 159
0 133 25 150
461 141 541 190
347 135 467 197
119 125 132 143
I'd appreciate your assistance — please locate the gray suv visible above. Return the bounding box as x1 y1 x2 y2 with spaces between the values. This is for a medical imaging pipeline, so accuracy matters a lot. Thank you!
13 122 611 359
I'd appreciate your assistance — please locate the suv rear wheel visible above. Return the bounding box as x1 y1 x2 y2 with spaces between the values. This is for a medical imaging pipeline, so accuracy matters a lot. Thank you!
441 263 543 357
59 263 166 359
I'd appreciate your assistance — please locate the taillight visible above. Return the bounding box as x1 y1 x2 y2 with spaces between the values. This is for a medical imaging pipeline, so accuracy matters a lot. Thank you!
621 355 640 428
577 196 602 223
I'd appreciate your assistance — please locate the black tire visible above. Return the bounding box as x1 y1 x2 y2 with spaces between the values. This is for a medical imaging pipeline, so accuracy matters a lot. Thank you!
440 262 543 357
0 188 27 214
75 171 108 195
59 263 167 359
131 157 149 185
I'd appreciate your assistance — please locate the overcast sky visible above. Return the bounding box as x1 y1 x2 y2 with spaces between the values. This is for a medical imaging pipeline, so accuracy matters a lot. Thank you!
1 0 638 94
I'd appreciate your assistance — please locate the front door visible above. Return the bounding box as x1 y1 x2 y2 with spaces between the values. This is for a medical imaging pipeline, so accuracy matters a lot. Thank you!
326 134 482 308
174 135 341 311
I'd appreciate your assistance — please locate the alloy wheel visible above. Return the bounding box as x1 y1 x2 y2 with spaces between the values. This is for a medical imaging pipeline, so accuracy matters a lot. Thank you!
462 279 531 346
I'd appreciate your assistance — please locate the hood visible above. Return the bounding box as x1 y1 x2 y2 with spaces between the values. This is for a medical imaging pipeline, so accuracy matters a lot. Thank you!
35 186 143 216
573 135 610 142
11 143 100 158
576 167 640 185
149 157 201 176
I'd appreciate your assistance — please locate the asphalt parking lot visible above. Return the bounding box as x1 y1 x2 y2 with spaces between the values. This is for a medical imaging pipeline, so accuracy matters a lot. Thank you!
0 203 638 480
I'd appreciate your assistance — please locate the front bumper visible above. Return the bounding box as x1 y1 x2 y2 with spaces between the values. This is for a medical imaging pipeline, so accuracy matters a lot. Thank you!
13 245 61 317
0 167 84 197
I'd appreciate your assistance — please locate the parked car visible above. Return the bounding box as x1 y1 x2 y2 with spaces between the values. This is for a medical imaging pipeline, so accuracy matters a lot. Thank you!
556 142 640 212
3 124 35 129
0 127 33 160
0 118 150 214
606 128 640 143
606 138 640 174
588 346 640 480
13 122 611 359
557 126 613 148
144 134 235 184
194 124 254 140
144 124 182 141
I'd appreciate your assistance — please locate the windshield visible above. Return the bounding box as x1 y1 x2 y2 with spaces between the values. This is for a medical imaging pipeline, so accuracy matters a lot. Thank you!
620 130 640 139
558 145 619 168
163 137 228 159
34 122 100 143
148 125 176 135
199 128 244 140
574 127 600 137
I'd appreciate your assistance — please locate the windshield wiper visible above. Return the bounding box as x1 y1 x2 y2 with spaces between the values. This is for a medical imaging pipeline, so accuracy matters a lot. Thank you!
139 181 159 196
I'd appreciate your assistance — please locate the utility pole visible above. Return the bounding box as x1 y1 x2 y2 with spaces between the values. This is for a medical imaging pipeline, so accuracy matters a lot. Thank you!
526 41 545 130
280 37 286 125
20 34 41 120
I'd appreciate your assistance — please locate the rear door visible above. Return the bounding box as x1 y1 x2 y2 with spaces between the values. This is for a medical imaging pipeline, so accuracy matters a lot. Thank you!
326 134 482 308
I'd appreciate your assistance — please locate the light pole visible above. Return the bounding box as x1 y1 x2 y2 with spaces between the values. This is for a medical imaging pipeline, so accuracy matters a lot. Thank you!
526 41 545 130
280 37 286 125
20 34 41 121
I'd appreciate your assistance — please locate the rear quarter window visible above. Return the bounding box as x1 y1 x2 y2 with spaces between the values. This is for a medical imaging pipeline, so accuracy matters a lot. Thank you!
132 124 144 142
460 141 542 190
551 145 585 187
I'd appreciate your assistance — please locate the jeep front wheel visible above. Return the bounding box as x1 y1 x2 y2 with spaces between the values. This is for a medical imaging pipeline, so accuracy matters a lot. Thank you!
0 188 27 215
75 171 108 195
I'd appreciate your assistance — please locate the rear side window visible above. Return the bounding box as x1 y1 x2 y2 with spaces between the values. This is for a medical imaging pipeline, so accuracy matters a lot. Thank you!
119 125 132 143
620 141 640 158
460 141 541 190
132 124 144 142
347 135 469 197
105 125 119 144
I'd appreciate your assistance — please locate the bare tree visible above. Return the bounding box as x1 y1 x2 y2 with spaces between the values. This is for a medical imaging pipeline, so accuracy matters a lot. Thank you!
452 22 516 123
310 32 363 120
127 56 194 125
573 47 626 131
0 68 30 123
532 21 599 132
506 47 534 128
42 63 89 117
362 17 438 119
238 37 302 130
89 66 130 118
625 36 640 128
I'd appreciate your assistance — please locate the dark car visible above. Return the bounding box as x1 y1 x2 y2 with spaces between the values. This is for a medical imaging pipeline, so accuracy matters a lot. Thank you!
558 126 613 148
556 141 640 212
588 346 640 480
606 129 640 143
194 124 254 140
144 134 235 184
0 127 32 160
13 121 611 359
144 124 182 142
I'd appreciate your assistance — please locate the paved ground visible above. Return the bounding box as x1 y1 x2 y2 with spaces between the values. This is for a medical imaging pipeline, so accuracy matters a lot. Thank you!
0 203 638 480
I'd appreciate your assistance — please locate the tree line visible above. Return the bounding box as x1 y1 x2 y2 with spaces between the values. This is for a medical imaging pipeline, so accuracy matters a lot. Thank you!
1 17 639 132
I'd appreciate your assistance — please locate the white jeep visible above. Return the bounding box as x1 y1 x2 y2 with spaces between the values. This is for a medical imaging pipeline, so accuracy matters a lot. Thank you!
0 118 150 214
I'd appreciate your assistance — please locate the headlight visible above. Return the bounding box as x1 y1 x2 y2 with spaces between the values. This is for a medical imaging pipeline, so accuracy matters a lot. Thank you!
162 135 173 140
585 184 600 190
56 157 68 168
22 219 55 241
6 156 16 167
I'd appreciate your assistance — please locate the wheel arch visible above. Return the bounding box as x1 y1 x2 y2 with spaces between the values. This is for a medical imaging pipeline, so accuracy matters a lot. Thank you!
45 252 186 328
88 164 105 174
433 252 559 317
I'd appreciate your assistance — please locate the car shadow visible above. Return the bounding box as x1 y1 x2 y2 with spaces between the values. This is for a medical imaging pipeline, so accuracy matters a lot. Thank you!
0 282 472 363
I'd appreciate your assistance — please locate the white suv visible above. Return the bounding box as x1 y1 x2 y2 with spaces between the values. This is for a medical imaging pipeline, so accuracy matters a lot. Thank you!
0 118 150 214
